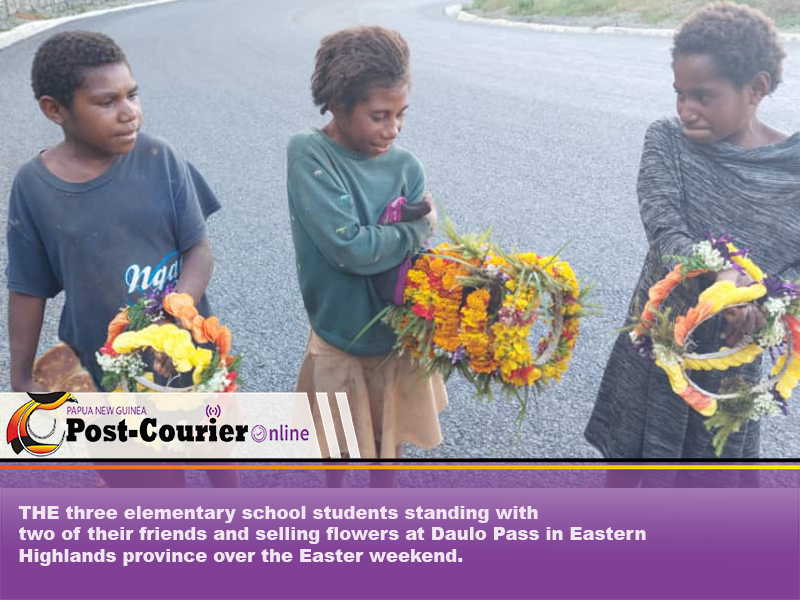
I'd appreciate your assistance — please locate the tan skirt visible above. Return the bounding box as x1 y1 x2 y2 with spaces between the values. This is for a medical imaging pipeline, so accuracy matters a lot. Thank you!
296 330 448 459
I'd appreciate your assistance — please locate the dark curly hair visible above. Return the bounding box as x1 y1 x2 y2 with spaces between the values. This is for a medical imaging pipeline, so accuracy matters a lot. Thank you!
31 30 129 107
311 26 409 115
672 2 785 93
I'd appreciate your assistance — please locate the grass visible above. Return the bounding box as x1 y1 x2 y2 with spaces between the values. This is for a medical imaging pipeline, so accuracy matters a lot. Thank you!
0 0 154 32
468 0 800 29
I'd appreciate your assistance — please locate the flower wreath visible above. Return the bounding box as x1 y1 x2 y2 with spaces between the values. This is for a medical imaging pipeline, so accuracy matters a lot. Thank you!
630 233 800 454
97 285 241 395
365 221 588 420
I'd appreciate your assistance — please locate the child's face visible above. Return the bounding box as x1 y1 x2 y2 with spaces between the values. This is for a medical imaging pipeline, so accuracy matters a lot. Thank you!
59 61 142 156
331 83 409 157
672 54 758 145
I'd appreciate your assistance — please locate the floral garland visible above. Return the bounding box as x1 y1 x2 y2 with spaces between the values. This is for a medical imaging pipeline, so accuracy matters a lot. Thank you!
97 286 241 394
630 233 800 455
364 220 590 421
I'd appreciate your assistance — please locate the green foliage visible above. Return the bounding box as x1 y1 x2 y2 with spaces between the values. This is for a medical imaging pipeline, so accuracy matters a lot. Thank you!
198 351 221 386
126 298 152 332
468 0 800 29
101 372 120 392
704 378 756 456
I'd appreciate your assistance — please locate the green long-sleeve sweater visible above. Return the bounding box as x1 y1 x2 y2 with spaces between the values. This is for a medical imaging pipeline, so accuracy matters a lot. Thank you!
287 128 432 355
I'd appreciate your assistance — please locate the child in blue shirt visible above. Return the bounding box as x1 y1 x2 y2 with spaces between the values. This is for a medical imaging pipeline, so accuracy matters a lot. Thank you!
288 26 447 486
6 30 234 487
7 30 219 392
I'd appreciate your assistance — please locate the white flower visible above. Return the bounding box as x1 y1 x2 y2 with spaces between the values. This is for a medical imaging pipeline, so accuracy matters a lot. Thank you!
751 392 782 420
757 319 786 348
652 343 680 366
97 352 146 379
765 297 790 318
693 241 729 272
195 366 229 393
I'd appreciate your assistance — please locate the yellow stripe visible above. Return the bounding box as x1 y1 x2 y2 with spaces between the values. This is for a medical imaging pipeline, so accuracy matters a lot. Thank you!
1 465 799 471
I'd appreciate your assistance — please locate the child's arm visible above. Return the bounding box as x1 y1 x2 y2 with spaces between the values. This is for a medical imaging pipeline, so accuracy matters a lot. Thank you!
288 157 432 276
637 121 695 259
175 235 214 304
8 291 48 392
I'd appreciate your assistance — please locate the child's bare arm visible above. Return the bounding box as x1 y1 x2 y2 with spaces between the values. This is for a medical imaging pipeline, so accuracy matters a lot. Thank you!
176 235 214 304
8 291 48 392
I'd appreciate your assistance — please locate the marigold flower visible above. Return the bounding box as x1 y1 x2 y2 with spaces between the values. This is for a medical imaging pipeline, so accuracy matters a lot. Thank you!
106 310 130 345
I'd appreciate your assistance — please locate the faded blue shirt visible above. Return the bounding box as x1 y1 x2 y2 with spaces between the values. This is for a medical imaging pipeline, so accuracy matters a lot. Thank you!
287 128 431 355
6 132 220 387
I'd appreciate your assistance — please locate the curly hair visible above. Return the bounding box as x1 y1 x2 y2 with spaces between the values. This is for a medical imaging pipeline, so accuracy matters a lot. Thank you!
311 26 409 115
31 30 129 107
672 2 785 93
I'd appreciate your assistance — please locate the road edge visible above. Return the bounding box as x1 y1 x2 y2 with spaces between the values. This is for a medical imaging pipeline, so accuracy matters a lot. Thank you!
0 0 184 51
444 3 800 42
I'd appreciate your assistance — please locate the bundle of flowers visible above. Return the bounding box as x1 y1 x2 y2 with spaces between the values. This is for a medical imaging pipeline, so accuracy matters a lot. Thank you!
629 233 800 455
97 285 241 394
361 221 589 420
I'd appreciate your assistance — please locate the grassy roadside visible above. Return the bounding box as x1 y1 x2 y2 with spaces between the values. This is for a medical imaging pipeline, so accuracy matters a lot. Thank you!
0 0 156 32
467 0 800 30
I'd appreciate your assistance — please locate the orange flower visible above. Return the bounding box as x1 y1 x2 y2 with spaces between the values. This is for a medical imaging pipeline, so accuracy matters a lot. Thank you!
105 310 130 345
191 315 209 344
648 264 684 304
203 317 221 344
163 293 198 330
674 301 714 347
641 267 707 330
200 316 230 357
679 387 716 416
216 326 232 359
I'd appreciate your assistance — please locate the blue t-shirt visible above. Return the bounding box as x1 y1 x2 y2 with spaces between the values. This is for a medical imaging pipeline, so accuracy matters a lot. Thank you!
6 132 221 387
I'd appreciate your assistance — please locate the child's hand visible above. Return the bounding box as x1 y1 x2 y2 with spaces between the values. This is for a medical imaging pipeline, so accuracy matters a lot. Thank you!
422 191 438 230
720 305 766 347
152 351 177 379
715 268 766 347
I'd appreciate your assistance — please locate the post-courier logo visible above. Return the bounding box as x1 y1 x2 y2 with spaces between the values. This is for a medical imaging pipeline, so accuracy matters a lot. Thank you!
6 392 77 456
7 393 250 456
65 416 249 444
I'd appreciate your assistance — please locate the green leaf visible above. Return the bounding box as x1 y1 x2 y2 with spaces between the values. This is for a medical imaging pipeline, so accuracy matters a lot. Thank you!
346 306 391 352
101 372 120 392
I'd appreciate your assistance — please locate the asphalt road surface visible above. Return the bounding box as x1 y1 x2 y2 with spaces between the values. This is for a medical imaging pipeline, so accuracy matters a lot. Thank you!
2 0 800 487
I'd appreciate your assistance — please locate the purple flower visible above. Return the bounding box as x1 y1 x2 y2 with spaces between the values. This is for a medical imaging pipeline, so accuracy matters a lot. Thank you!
451 346 466 364
705 231 751 276
768 343 788 365
144 282 176 316
763 275 800 299
772 388 789 416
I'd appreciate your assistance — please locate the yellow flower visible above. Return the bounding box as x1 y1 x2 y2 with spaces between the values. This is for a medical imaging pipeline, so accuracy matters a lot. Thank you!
698 281 766 313
727 244 765 282
112 324 214 375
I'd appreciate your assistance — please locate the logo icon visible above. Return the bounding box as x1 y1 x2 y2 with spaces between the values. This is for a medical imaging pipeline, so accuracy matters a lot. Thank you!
205 404 221 419
6 392 77 456
251 425 267 443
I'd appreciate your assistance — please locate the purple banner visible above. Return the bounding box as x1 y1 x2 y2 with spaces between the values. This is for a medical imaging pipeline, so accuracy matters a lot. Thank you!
1 487 797 599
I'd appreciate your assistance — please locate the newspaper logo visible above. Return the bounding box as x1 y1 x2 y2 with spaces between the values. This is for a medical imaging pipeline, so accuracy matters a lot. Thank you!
6 392 77 456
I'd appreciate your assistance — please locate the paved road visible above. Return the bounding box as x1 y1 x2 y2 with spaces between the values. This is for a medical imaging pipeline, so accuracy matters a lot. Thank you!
1 0 800 486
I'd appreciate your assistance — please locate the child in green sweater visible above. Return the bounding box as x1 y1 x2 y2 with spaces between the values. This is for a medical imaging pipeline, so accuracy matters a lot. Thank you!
287 26 446 486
